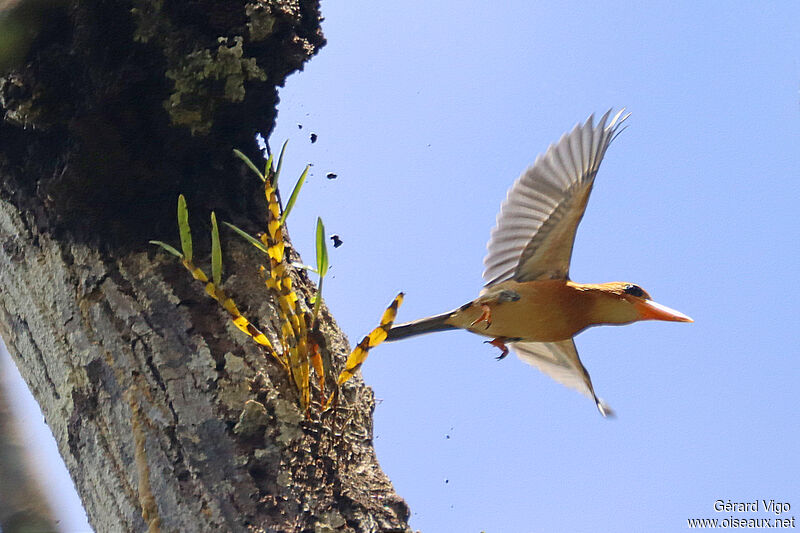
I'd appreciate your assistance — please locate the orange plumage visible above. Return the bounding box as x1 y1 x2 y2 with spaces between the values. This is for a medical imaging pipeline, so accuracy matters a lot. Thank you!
386 111 692 416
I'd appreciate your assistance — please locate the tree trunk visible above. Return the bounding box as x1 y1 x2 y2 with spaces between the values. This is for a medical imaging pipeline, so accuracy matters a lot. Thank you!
0 1 411 531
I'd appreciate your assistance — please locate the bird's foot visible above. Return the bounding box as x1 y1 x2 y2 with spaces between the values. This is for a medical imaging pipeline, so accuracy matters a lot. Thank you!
485 337 510 360
470 304 492 330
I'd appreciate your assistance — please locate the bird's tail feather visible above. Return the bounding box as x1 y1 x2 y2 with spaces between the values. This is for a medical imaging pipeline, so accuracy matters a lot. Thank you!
386 311 456 341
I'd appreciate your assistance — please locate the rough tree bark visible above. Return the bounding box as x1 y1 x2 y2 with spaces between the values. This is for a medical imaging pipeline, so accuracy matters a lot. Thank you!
0 1 411 531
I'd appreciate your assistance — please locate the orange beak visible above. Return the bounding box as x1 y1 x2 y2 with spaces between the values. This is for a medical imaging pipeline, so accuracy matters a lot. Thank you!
635 299 693 323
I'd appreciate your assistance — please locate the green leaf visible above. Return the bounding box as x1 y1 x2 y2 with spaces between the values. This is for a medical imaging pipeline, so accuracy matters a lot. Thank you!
312 275 324 323
279 164 310 226
211 212 222 286
233 149 265 182
264 152 274 181
312 217 329 324
290 261 318 273
149 240 183 258
315 217 329 277
223 221 269 254
177 194 192 262
273 139 289 187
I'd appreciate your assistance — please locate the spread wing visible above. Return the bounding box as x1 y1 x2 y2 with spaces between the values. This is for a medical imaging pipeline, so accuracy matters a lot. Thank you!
482 110 628 286
510 339 613 417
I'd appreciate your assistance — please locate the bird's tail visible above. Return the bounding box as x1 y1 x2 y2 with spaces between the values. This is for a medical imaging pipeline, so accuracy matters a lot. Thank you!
385 310 457 341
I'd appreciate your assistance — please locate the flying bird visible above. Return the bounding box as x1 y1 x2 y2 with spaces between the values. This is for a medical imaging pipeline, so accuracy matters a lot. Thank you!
386 110 692 416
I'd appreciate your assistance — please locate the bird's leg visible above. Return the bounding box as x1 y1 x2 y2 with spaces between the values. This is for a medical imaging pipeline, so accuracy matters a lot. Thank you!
485 337 510 360
470 304 492 330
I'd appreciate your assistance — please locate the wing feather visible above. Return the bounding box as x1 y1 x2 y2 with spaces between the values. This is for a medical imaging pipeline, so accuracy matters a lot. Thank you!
510 340 613 417
482 110 628 285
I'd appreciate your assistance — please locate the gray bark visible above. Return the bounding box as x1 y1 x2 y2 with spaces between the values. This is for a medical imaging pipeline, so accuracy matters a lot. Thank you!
0 1 411 531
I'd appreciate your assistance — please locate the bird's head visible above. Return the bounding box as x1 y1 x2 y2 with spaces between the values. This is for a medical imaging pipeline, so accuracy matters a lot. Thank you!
587 282 693 325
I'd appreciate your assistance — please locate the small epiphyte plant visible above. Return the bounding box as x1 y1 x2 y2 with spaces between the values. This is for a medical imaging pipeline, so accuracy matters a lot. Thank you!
151 143 402 413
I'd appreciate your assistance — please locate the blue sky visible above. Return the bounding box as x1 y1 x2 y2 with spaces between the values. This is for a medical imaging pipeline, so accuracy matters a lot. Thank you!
3 1 800 531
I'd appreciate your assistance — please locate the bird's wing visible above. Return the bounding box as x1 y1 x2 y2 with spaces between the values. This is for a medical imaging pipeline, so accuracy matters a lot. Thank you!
482 110 628 286
510 339 613 417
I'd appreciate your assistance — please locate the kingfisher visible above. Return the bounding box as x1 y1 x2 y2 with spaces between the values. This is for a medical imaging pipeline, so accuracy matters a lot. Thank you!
385 110 692 416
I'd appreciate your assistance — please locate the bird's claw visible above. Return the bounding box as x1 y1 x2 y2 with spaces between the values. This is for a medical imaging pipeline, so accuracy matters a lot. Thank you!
485 337 510 360
470 304 492 330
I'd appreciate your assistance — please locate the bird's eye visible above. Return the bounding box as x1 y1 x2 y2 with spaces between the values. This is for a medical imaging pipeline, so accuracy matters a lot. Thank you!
623 284 645 298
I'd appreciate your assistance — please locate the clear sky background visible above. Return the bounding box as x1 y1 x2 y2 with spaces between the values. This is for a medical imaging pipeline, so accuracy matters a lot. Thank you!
3 1 800 532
